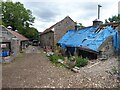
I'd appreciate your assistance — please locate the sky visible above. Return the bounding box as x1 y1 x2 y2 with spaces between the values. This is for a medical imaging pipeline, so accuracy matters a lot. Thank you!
11 0 120 32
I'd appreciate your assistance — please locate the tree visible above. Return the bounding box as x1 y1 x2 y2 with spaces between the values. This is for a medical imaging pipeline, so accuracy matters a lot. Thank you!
78 23 85 28
1 0 38 39
105 15 120 23
0 0 2 25
24 27 39 40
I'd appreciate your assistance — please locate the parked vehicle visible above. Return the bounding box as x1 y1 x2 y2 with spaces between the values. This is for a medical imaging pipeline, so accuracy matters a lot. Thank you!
32 40 39 46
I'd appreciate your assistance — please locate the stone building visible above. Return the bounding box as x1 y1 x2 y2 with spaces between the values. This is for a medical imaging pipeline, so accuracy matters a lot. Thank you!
58 21 120 59
40 16 75 51
0 25 28 62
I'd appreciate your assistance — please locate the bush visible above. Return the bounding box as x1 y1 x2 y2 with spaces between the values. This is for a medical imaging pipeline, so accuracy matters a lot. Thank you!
49 54 64 63
75 57 88 67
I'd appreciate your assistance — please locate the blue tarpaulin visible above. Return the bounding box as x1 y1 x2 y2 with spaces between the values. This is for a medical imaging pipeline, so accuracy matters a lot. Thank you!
0 51 10 57
58 26 120 53
113 30 120 53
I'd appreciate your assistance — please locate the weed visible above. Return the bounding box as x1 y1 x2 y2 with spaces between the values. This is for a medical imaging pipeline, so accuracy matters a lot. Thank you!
75 56 88 67
112 66 119 74
49 54 64 63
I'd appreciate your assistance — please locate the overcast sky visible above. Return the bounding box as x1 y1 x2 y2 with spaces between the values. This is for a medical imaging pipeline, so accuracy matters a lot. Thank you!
12 0 119 32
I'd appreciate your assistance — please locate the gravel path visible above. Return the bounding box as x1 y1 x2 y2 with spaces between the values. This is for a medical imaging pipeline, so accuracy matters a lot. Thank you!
2 46 119 88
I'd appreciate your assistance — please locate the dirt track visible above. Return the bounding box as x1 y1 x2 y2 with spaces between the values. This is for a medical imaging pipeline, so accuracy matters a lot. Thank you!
2 46 119 88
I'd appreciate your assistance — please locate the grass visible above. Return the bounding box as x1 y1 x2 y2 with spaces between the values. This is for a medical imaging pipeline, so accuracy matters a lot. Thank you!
11 52 25 63
2 53 25 65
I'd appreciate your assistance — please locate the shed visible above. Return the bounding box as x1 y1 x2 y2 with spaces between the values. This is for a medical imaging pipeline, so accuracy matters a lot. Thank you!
58 23 120 59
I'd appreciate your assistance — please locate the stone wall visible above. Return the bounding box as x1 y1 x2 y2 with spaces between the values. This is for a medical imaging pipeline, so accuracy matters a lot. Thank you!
40 31 54 49
98 36 114 58
0 26 21 62
40 16 75 51
54 16 75 44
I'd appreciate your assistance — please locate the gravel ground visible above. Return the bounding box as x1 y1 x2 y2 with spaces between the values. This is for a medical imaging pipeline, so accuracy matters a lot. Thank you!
2 46 119 88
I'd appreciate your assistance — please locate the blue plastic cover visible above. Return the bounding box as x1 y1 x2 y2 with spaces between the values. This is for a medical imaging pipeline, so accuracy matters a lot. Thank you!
113 30 120 53
58 26 120 53
0 51 10 57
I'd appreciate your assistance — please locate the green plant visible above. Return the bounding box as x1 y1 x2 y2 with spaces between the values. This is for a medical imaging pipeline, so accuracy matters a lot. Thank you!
75 57 88 67
58 55 64 60
49 54 64 63
112 66 118 74
69 56 76 61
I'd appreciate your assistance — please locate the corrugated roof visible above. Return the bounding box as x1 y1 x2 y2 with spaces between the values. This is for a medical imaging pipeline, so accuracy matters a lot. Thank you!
58 23 120 52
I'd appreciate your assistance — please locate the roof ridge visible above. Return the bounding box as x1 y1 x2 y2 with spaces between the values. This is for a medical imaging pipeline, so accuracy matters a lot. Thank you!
0 25 28 41
40 16 75 35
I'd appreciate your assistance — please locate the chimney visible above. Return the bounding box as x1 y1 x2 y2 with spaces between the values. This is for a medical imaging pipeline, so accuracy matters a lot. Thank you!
98 5 102 19
92 5 103 28
74 22 79 31
93 19 103 28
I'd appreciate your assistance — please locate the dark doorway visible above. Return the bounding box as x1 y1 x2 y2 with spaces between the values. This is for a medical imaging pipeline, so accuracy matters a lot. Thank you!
78 49 97 59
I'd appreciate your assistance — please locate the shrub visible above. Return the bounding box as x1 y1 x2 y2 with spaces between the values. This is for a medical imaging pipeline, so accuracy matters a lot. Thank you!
75 57 88 67
58 55 64 60
49 54 64 63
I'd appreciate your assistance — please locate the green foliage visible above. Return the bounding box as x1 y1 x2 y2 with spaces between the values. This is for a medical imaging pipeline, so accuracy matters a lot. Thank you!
75 56 88 67
78 23 85 29
24 27 39 40
69 56 75 61
111 66 118 74
0 19 2 25
1 0 38 40
105 15 120 23
49 54 64 63
58 55 64 60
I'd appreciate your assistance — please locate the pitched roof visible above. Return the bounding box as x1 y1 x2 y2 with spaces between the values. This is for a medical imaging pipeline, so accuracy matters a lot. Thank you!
1 25 29 41
8 30 29 41
58 24 120 52
40 25 55 35
40 16 75 35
